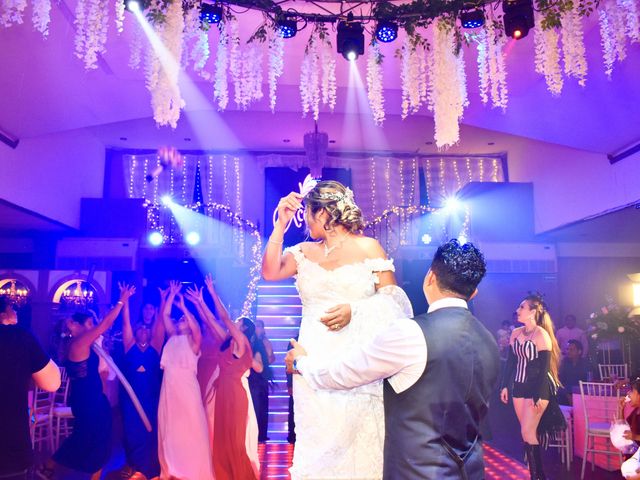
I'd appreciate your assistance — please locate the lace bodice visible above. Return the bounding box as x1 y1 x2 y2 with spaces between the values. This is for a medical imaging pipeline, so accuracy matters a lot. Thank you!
284 244 395 308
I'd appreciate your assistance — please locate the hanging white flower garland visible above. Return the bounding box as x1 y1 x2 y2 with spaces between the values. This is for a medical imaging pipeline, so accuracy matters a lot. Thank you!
561 5 588 86
214 18 230 110
0 0 27 27
320 35 337 111
427 20 468 148
400 36 427 119
145 0 185 128
300 26 335 121
267 28 284 113
366 40 385 126
476 20 508 110
114 0 125 34
74 0 110 70
534 11 563 95
228 16 244 108
129 20 144 69
31 0 51 35
238 41 264 109
619 0 640 43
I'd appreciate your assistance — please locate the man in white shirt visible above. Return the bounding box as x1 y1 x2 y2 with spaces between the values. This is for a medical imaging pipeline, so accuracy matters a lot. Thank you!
556 314 589 357
286 239 500 479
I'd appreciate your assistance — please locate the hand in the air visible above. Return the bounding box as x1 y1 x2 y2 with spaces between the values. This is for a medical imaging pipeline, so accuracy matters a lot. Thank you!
118 283 136 302
321 304 351 332
168 280 182 296
276 192 303 227
185 286 204 305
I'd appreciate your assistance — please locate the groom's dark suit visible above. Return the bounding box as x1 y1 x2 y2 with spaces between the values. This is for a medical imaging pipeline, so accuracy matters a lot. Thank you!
383 307 500 480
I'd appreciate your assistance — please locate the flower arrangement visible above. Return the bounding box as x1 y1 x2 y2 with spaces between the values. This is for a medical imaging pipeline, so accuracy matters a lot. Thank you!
587 297 640 341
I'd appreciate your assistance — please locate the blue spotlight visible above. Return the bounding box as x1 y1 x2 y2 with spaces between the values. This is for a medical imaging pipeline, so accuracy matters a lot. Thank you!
375 20 398 43
444 196 463 213
460 9 485 29
161 195 173 206
421 234 432 245
200 3 222 24
277 18 297 39
148 231 164 246
185 231 201 246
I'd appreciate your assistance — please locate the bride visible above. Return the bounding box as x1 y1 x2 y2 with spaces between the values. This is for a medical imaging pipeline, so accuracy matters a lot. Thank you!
262 180 412 479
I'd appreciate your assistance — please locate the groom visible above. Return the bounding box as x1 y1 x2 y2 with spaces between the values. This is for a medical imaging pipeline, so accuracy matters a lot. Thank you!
286 239 500 479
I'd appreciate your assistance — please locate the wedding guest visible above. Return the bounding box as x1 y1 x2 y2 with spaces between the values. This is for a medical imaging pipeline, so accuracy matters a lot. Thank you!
500 294 566 480
620 379 640 479
0 298 61 480
120 284 164 479
157 281 212 480
38 289 133 480
497 319 514 361
556 314 588 357
558 339 590 405
249 319 273 443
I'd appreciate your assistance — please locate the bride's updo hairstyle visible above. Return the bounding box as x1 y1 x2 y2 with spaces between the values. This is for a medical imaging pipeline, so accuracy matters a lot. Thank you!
304 180 365 234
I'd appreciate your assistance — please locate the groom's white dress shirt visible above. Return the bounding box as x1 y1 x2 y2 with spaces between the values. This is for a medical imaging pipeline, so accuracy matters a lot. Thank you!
296 297 468 394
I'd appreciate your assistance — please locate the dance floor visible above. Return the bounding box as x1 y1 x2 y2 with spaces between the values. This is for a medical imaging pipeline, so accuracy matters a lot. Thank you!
257 443 530 479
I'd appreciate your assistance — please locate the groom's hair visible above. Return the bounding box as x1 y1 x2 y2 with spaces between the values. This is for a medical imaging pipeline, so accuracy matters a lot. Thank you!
430 239 486 300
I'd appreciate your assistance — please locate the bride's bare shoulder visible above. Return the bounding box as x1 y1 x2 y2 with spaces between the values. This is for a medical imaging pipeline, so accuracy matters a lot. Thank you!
352 235 386 258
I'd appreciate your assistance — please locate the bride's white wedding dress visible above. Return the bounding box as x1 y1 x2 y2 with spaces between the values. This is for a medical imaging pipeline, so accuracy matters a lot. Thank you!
285 244 413 480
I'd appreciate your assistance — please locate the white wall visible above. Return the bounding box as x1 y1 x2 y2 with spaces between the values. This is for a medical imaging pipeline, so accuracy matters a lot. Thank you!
0 129 105 228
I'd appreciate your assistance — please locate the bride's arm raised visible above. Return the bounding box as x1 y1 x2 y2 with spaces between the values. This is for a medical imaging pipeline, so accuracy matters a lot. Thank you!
262 192 302 281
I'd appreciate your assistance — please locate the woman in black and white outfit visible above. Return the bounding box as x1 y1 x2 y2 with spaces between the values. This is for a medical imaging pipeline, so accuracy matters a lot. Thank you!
500 294 565 480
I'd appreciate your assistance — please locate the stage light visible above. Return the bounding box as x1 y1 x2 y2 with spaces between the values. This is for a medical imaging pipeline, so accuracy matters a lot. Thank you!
277 18 297 38
421 234 433 245
185 231 201 246
375 20 398 43
444 196 463 213
161 195 173 206
460 9 485 28
148 231 164 246
125 0 148 13
337 14 364 61
503 0 534 39
458 234 468 244
200 3 222 24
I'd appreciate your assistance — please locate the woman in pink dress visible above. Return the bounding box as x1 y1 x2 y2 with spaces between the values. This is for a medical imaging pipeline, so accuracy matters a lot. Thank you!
157 281 212 480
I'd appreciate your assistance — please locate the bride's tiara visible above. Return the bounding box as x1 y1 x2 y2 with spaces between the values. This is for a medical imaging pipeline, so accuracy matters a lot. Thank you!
318 187 357 209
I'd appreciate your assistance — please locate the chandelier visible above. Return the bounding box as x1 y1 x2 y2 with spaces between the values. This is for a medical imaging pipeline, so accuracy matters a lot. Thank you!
0 280 29 309
61 281 96 308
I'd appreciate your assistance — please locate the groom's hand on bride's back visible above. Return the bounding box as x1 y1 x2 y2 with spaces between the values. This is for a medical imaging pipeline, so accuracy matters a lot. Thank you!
285 339 307 374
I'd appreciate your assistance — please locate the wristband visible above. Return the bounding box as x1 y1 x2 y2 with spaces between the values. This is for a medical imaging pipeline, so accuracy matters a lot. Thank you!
116 301 124 306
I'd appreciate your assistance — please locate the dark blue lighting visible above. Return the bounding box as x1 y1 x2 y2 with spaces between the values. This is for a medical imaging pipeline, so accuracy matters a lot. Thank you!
460 9 485 29
200 3 222 24
375 21 398 43
277 19 297 39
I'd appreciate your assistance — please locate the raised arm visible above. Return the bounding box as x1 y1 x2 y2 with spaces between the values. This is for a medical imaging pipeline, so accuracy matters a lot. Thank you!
205 275 246 358
151 290 167 352
185 285 227 342
71 286 135 354
162 281 181 337
120 282 136 353
262 192 301 281
175 293 202 354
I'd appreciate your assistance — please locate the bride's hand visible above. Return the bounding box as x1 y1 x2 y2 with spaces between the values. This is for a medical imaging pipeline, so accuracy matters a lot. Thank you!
321 304 351 332
276 192 303 228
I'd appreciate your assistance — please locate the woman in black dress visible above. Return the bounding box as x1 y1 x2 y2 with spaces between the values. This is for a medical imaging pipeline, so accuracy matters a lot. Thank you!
120 284 165 479
36 286 134 480
500 294 565 480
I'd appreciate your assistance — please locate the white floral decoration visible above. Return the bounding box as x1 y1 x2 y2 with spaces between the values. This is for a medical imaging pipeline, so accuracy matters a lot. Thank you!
300 28 321 120
214 18 230 110
129 21 144 69
181 3 200 66
145 0 185 127
487 20 508 110
599 4 616 77
192 31 211 80
238 41 264 109
476 29 489 104
619 0 640 43
427 20 468 148
114 0 125 34
74 0 110 70
320 35 336 111
561 5 588 86
0 0 27 27
400 36 428 119
32 0 51 36
267 27 284 112
534 12 563 95
228 16 243 107
366 40 385 125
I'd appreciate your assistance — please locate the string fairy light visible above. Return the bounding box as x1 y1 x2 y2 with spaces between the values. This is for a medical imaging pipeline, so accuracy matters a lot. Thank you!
478 157 485 182
369 157 377 218
153 155 160 205
181 154 188 204
465 157 473 186
438 158 446 204
129 156 136 198
491 158 499 182
142 157 149 200
424 158 432 206
452 158 462 192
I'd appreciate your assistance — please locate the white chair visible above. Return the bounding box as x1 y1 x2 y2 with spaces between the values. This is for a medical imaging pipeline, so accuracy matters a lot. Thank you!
548 404 573 471
30 386 54 452
50 367 74 449
578 381 623 479
598 363 628 382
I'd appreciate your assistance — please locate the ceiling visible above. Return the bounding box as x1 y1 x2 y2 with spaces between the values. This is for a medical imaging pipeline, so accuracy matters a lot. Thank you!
1 0 639 155
0 199 75 233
